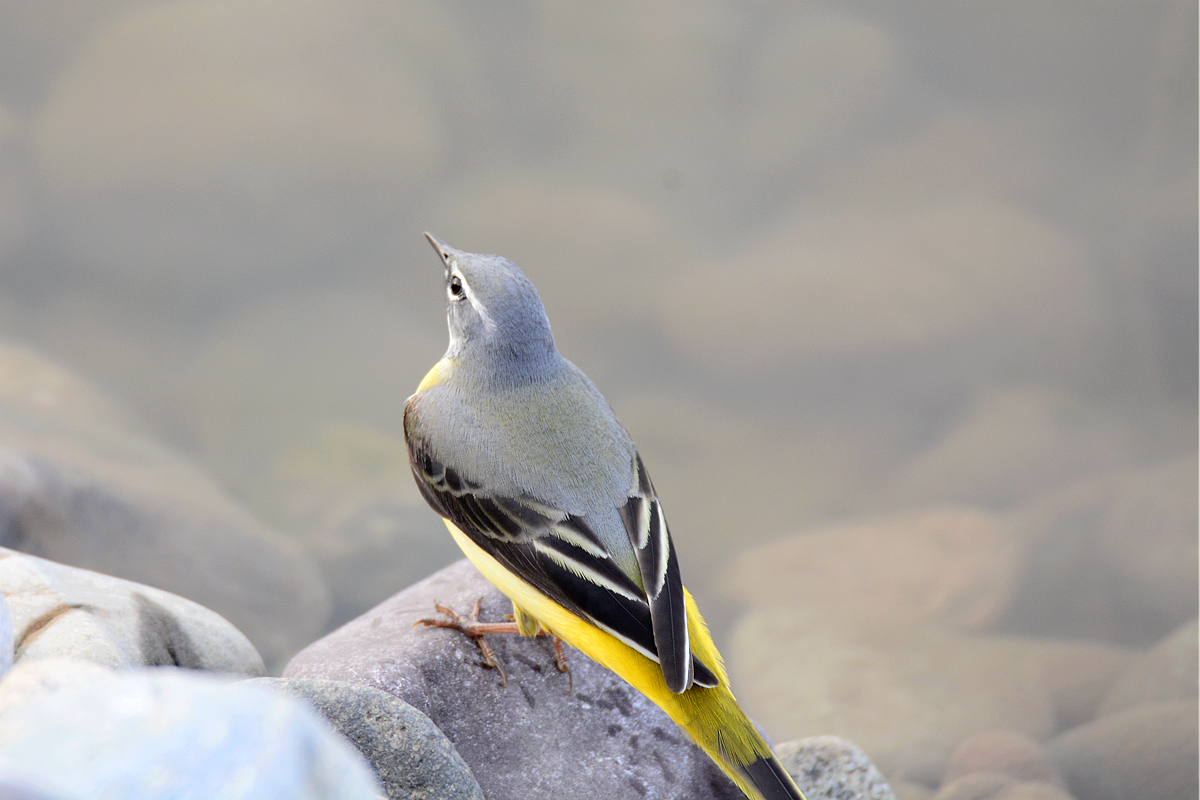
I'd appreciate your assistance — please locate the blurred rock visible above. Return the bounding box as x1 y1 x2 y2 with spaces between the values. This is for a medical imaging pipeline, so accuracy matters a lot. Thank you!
285 559 744 800
0 103 31 265
663 200 1103 394
251 677 483 800
0 548 264 674
729 608 1060 784
0 341 331 668
934 773 1073 800
0 656 112 715
0 292 25 340
875 388 1133 510
529 1 742 204
1046 700 1198 800
0 659 384 799
0 1 161 106
737 9 900 181
942 730 1060 786
892 780 936 800
20 288 196 442
32 0 459 293
303 496 459 630
723 508 1021 633
264 425 459 629
0 594 10 679
0 340 138 431
816 111 1066 206
613 389 881 592
1029 639 1136 733
1099 619 1198 716
428 174 685 382
189 290 442 519
774 736 895 800
998 457 1198 647
856 2 1184 135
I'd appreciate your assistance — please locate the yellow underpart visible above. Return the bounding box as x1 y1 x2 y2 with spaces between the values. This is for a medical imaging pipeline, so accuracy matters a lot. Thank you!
441 518 780 800
417 359 453 392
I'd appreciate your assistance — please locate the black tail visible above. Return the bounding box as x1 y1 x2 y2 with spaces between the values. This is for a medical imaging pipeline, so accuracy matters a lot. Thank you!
739 753 807 800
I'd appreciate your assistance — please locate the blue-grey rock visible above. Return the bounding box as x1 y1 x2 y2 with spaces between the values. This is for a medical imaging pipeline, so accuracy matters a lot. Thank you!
285 559 743 800
0 660 383 800
775 736 895 800
0 547 264 674
251 677 482 800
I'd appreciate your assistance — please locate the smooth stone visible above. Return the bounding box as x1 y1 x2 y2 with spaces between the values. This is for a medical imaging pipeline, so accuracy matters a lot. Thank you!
942 730 1060 786
0 547 264 674
285 559 744 800
1098 618 1197 716
0 594 10 679
875 388 1133 510
0 341 331 668
1027 639 1136 733
228 424 460 629
610 389 881 597
736 9 899 176
1000 457 1198 647
33 0 456 292
722 508 1021 633
0 660 384 799
663 200 1100 382
729 608 1058 784
934 773 1073 800
251 677 482 800
1046 700 1198 800
0 104 30 264
774 736 895 800
187 290 443 519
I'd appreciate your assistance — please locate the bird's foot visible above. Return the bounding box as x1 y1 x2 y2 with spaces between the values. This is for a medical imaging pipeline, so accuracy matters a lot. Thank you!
417 599 572 689
417 598 519 685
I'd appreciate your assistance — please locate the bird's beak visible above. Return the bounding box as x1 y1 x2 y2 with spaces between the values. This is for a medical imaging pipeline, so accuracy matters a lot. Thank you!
424 232 456 266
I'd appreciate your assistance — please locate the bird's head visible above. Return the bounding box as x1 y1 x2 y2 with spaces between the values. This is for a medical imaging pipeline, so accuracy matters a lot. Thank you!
424 233 559 384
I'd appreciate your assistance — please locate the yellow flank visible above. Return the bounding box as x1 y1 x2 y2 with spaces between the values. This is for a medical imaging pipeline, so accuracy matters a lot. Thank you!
442 519 782 800
417 358 453 392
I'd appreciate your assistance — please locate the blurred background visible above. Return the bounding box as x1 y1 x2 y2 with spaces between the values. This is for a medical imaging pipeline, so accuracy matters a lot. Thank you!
0 0 1195 786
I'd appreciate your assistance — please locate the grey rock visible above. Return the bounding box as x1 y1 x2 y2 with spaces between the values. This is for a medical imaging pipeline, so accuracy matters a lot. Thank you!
0 657 114 715
933 773 1073 800
0 593 10 680
775 736 895 800
1046 700 1198 800
285 559 743 800
250 677 482 800
0 341 331 668
1099 618 1198 716
942 730 1060 786
0 547 264 674
0 660 383 800
728 607 1056 785
1000 458 1198 648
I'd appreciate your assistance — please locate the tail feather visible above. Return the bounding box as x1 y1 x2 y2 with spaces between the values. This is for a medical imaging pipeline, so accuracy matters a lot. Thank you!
735 753 806 800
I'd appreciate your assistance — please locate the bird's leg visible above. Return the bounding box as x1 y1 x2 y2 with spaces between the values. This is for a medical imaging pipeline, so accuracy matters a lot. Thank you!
548 634 573 692
417 599 572 689
417 598 520 685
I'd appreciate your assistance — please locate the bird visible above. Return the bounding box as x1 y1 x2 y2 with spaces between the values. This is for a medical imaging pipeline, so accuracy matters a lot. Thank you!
403 233 807 800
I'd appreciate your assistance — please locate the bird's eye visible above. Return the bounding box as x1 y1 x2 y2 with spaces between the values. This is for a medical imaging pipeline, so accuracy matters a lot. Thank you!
448 275 464 298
